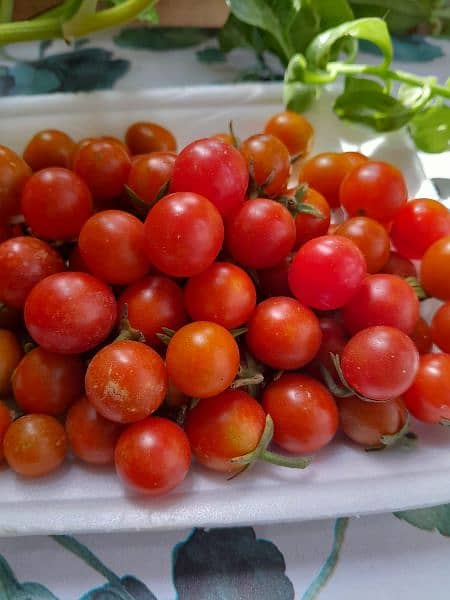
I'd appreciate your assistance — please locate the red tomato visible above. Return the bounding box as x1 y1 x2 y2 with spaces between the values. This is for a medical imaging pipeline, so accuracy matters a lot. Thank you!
143 192 224 277
118 275 187 347
166 321 240 398
335 217 390 273
24 272 117 354
246 297 321 370
21 167 93 240
420 235 450 301
0 237 65 309
381 251 417 279
391 198 450 259
85 340 167 423
293 187 331 247
403 353 450 423
264 111 313 156
66 396 123 465
342 274 420 335
185 390 265 473
240 133 290 197
310 316 349 380
410 317 433 354
0 401 12 462
115 417 190 495
125 122 177 155
288 235 367 310
226 198 296 269
0 304 21 331
170 138 248 217
4 414 66 477
341 326 419 401
127 151 175 206
340 161 407 221
431 302 450 353
12 347 84 416
23 129 76 171
0 329 22 396
257 254 293 298
0 145 32 223
262 374 338 453
184 262 256 329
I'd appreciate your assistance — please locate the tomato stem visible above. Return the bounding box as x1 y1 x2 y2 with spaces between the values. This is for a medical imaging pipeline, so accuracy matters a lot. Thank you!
261 449 311 468
405 276 428 300
115 304 145 343
156 326 175 346
228 120 240 148
230 326 248 338
232 373 264 389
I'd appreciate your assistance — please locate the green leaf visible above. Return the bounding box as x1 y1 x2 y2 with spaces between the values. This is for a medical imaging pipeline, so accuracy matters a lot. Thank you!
283 53 319 111
114 27 214 50
196 47 226 63
394 504 450 536
316 0 354 29
409 102 450 153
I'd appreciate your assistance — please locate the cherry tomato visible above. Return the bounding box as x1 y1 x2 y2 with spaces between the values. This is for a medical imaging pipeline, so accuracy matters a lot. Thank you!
185 390 265 473
0 224 9 242
381 251 417 279
23 129 76 171
342 274 420 335
0 401 12 462
431 302 450 353
339 396 408 448
310 316 349 380
24 272 117 354
240 133 290 197
403 353 450 423
212 132 235 145
72 139 131 203
293 187 331 247
0 145 32 223
226 198 296 269
289 235 367 310
262 374 338 453
127 151 175 206
343 151 369 169
340 161 407 221
0 237 65 309
0 304 21 331
246 297 321 370
12 347 84 416
4 414 66 477
79 210 150 285
410 317 433 354
0 330 22 395
184 262 256 329
335 217 390 273
391 198 450 259
257 254 293 298
170 138 248 217
21 167 93 240
125 122 177 155
117 275 187 347
341 326 419 401
165 379 189 409
115 416 190 495
420 236 450 300
166 321 240 398
264 111 314 156
85 340 167 423
143 192 224 277
66 396 123 465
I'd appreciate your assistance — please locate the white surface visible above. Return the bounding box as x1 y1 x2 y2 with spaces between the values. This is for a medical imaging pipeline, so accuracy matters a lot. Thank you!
0 82 448 537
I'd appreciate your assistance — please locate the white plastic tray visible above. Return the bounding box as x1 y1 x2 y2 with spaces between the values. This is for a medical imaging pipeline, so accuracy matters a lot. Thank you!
0 82 448 537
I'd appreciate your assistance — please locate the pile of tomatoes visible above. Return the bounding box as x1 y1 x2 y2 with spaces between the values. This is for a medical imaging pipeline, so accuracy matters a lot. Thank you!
1 110 450 497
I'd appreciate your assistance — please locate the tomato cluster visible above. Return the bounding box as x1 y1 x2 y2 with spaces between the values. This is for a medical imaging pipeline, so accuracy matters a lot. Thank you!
1 112 450 497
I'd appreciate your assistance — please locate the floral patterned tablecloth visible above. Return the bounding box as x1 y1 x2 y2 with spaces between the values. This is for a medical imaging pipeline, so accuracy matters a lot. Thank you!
1 27 450 600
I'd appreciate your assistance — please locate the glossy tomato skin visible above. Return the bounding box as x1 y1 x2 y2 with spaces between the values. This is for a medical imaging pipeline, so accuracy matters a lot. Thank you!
262 374 338 454
341 326 419 401
340 161 407 221
0 145 32 223
431 303 450 353
23 129 76 171
125 122 177 155
381 251 417 278
12 347 84 416
294 187 331 247
66 396 123 465
246 297 322 370
335 217 390 273
339 396 408 448
143 192 224 277
410 317 433 354
391 198 450 259
421 236 450 301
118 275 186 347
24 272 117 354
127 152 175 205
257 254 293 298
288 235 367 310
166 321 240 398
402 353 450 423
4 414 66 477
85 340 167 424
0 237 65 309
78 210 150 285
184 262 256 329
171 138 248 217
264 111 313 156
185 390 265 473
226 198 296 269
342 274 420 335
21 167 93 240
0 401 12 462
115 417 190 495
240 134 290 197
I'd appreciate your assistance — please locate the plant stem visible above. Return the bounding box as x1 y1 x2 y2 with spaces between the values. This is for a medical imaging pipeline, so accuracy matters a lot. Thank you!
261 449 311 469
0 0 13 24
0 17 62 43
